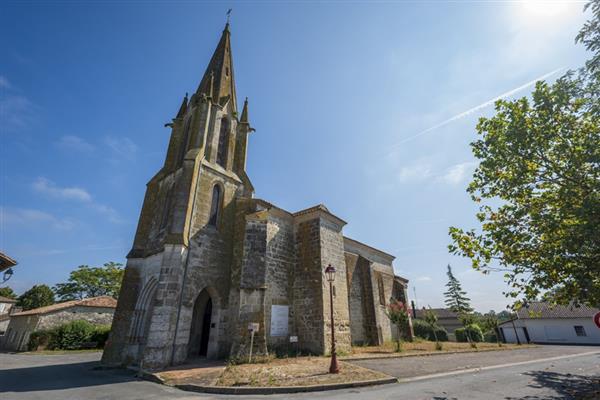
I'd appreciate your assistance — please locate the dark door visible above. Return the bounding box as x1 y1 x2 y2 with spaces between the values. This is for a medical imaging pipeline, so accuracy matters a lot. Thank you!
199 298 212 356
522 327 531 343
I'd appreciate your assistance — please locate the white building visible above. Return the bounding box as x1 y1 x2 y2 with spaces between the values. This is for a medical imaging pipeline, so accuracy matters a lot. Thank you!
499 302 600 345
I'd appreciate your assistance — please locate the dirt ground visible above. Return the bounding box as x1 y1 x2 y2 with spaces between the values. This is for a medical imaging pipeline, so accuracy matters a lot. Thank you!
154 341 534 388
215 357 390 387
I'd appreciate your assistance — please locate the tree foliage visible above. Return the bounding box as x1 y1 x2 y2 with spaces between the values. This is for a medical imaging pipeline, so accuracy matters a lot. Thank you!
449 2 600 307
385 299 410 352
53 262 124 301
0 286 17 299
17 285 55 311
443 265 473 316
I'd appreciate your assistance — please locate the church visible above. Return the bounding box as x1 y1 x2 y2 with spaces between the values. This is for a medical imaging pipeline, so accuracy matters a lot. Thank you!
102 22 411 369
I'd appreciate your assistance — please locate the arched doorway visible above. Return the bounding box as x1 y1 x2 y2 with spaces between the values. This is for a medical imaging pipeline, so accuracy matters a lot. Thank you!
188 289 214 358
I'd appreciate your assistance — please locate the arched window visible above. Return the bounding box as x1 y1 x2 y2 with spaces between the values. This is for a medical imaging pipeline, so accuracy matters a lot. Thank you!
216 117 229 168
208 184 222 226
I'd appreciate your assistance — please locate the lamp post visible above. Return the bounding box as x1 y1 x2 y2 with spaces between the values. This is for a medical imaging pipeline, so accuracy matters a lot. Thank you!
325 264 339 374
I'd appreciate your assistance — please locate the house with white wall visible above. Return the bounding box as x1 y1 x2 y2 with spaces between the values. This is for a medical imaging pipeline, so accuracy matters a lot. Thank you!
499 302 600 345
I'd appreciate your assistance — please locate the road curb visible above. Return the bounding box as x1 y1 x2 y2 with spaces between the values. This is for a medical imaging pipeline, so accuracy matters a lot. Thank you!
138 372 398 395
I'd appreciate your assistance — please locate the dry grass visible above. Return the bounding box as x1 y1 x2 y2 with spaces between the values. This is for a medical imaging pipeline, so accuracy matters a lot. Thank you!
216 357 390 387
347 340 533 359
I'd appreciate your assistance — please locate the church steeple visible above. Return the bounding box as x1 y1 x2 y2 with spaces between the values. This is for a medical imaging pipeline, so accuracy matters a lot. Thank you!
196 23 237 112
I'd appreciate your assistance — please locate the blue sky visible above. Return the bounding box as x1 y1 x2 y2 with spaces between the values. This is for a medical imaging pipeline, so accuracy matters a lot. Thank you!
0 1 590 312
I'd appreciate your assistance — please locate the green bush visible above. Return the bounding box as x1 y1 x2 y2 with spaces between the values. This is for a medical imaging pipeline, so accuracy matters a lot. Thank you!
27 329 56 351
484 331 498 343
455 324 484 343
49 320 95 350
413 319 449 342
90 325 111 348
28 321 112 351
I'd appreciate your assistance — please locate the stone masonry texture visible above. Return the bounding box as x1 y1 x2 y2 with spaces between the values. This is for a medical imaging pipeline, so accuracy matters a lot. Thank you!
102 22 412 369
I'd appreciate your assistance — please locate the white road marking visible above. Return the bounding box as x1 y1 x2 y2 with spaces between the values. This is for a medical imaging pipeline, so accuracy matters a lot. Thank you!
396 350 600 383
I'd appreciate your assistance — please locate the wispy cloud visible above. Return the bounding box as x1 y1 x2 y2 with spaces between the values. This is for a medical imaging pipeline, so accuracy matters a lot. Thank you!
436 161 478 185
415 276 432 282
32 177 92 202
0 76 11 89
56 135 95 152
31 177 123 223
105 136 138 160
1 207 76 230
397 162 432 183
388 67 565 150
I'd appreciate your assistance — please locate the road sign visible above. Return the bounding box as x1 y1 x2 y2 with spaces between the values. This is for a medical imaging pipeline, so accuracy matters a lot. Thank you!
289 335 298 343
594 312 600 329
248 322 259 332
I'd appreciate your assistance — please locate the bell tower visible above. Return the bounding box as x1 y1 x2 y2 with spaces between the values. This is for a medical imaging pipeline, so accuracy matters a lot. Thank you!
103 22 255 368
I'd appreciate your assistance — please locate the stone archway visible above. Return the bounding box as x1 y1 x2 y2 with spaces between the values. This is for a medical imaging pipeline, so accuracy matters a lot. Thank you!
188 288 218 358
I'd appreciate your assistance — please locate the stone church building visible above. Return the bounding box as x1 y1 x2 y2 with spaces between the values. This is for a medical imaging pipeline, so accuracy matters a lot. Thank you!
102 23 411 369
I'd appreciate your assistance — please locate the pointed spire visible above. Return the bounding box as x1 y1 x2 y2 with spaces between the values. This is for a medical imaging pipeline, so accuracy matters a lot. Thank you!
240 97 249 123
176 93 188 118
196 22 237 112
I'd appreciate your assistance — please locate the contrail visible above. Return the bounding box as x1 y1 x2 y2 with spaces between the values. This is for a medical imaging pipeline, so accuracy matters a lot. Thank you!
387 67 565 152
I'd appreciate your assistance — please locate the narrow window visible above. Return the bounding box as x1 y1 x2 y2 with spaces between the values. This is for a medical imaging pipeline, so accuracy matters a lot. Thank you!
216 117 229 168
378 274 386 306
208 184 222 226
574 326 587 337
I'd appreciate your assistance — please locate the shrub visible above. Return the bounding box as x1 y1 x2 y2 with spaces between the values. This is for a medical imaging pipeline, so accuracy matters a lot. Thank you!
91 325 111 348
484 331 498 343
27 329 56 351
455 324 484 343
49 320 95 350
413 319 449 342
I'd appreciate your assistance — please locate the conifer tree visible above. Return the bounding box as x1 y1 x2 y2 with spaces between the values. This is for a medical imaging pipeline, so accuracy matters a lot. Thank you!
444 265 473 315
444 265 475 344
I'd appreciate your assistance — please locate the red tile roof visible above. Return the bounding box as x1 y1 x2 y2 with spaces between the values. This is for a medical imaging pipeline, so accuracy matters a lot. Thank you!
11 296 117 317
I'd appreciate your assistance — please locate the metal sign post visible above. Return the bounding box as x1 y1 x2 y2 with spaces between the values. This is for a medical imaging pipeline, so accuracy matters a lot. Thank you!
248 323 259 364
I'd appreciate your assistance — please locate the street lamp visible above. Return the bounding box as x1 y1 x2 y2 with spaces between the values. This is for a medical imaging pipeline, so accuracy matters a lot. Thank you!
325 264 339 374
2 268 13 284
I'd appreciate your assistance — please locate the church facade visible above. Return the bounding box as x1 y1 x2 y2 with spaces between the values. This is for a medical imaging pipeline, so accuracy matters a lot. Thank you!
102 23 411 369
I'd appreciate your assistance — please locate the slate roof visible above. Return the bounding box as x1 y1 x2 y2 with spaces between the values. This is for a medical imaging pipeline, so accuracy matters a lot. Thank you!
11 296 117 317
516 302 599 319
0 296 17 303
415 308 459 319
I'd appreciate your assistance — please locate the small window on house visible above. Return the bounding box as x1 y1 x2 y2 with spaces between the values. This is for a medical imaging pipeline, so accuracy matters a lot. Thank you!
225 67 229 76
378 275 386 306
208 184 222 226
574 326 587 337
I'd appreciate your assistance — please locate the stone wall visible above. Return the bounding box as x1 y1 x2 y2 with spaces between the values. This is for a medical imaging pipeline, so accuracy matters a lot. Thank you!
293 217 324 354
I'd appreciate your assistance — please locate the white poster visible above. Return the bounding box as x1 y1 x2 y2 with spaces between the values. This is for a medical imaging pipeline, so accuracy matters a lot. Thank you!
270 305 289 337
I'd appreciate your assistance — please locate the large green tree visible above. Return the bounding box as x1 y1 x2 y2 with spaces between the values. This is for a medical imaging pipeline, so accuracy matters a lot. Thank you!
0 286 17 299
449 1 600 307
53 262 124 301
17 285 55 311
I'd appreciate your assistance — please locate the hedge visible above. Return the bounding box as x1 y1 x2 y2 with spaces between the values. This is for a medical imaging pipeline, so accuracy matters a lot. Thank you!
28 320 111 351
413 319 449 342
455 324 484 343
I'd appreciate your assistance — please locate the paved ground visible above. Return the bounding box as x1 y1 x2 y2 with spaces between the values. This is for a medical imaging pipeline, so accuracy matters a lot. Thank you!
351 345 600 380
0 346 599 400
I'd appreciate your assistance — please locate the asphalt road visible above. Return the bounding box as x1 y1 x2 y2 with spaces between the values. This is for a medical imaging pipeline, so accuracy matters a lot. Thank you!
0 346 599 400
